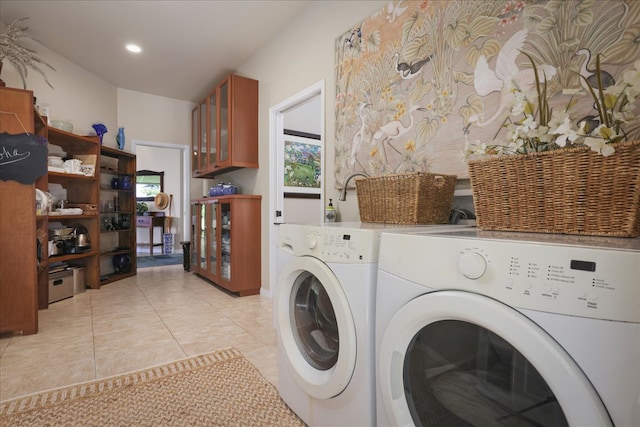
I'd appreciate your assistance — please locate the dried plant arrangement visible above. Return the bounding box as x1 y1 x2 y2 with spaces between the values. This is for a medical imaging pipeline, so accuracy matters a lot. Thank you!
0 17 55 89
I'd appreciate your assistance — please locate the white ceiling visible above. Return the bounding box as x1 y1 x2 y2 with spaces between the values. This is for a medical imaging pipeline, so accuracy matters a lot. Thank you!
0 0 312 102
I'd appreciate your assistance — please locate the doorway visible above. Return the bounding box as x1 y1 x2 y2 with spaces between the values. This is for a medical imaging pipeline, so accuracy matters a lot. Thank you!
131 140 190 255
268 80 325 298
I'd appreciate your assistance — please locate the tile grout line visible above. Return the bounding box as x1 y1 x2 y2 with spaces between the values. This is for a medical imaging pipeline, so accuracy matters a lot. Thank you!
90 290 98 380
135 277 189 359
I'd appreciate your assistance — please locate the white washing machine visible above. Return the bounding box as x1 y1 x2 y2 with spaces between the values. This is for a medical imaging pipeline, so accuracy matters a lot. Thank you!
375 228 640 427
275 222 467 426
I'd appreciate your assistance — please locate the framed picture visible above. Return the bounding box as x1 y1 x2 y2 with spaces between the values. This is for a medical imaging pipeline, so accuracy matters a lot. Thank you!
283 134 322 194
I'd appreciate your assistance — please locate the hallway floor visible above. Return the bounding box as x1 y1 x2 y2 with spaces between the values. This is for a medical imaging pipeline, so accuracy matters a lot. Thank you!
0 265 277 402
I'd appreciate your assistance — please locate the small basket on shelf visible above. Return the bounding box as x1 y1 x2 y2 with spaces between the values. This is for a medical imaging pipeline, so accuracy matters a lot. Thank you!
355 172 457 224
70 203 99 215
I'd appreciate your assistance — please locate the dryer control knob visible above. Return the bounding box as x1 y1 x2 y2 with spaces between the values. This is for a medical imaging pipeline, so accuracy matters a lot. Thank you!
306 232 318 249
459 252 487 279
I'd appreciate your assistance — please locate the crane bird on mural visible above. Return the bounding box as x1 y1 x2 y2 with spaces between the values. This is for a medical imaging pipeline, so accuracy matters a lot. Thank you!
468 29 556 129
373 105 426 156
575 48 615 92
394 53 432 80
345 27 362 48
386 0 408 23
349 102 370 168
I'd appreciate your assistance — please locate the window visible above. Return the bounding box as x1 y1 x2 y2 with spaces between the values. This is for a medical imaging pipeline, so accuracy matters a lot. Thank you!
136 170 164 201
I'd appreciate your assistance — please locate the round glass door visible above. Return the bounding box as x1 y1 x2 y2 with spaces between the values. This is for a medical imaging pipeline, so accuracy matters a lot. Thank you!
277 256 356 399
378 291 612 427
292 271 339 370
404 320 567 426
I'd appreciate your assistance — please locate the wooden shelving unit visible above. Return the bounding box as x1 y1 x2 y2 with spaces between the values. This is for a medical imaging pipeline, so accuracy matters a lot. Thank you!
99 146 137 286
46 127 101 294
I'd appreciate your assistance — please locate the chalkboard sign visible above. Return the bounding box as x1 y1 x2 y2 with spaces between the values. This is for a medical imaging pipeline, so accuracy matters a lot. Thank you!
0 132 47 184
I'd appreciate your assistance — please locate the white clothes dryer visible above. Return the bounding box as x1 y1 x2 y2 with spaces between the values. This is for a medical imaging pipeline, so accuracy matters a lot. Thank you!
375 229 640 427
275 222 466 426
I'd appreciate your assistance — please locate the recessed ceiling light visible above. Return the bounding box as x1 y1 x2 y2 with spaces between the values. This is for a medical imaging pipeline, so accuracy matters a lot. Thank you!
125 43 142 53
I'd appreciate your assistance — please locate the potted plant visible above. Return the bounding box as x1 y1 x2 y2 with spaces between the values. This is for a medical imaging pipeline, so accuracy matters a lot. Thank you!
136 202 149 215
464 55 640 237
0 17 55 89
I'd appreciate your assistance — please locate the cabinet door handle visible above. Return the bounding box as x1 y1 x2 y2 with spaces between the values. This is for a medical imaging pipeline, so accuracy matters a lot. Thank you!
53 279 63 286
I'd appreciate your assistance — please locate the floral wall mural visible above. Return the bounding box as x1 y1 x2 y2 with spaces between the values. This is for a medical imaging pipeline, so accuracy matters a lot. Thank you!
334 0 640 186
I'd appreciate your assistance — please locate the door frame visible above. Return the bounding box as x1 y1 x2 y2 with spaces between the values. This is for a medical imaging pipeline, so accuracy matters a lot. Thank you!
130 139 191 249
268 80 325 298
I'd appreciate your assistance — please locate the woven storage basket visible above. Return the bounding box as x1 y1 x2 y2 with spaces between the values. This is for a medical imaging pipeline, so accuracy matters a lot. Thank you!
355 172 457 224
467 139 640 237
70 203 98 215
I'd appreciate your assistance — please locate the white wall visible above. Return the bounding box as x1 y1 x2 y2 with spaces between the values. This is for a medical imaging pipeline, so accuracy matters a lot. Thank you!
1 36 117 145
236 1 387 292
116 89 192 152
284 95 322 135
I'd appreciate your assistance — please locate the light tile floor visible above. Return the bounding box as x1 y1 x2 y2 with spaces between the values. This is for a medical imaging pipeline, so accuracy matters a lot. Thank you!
0 264 277 402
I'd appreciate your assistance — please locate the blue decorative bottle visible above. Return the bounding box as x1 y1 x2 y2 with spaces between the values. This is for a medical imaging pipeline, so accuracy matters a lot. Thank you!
116 127 125 150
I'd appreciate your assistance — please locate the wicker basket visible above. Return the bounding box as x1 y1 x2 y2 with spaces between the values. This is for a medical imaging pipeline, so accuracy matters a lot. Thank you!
355 172 457 224
70 203 99 215
467 140 640 237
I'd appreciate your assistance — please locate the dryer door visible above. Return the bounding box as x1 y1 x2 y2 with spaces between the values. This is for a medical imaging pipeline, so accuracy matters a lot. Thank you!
378 291 612 427
276 255 356 399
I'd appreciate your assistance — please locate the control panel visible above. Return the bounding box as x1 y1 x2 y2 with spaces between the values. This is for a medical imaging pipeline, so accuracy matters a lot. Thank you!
379 231 640 323
279 225 381 264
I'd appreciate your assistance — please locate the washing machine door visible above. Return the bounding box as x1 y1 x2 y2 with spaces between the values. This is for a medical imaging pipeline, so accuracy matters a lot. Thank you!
378 291 612 427
277 255 356 399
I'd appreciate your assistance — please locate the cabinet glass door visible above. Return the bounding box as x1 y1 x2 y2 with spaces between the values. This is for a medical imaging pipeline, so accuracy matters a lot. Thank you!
220 202 231 280
208 202 218 277
219 80 229 165
190 202 198 269
199 100 207 171
209 89 217 167
199 203 206 271
191 106 199 174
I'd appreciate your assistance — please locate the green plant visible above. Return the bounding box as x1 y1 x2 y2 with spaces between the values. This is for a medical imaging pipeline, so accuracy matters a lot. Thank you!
136 202 149 214
0 17 55 89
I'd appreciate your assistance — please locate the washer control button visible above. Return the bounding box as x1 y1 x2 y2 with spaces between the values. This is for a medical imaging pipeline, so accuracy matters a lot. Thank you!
458 252 487 280
306 233 318 249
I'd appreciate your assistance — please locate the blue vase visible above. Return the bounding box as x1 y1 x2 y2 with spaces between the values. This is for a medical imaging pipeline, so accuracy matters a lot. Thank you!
120 175 132 190
116 127 125 150
92 123 107 145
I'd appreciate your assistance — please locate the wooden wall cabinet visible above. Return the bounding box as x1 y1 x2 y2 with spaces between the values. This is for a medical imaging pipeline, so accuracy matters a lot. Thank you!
99 146 137 285
191 195 261 296
0 87 44 335
191 74 258 177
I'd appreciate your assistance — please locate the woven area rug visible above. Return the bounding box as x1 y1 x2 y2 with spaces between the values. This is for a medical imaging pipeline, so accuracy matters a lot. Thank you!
0 348 304 427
